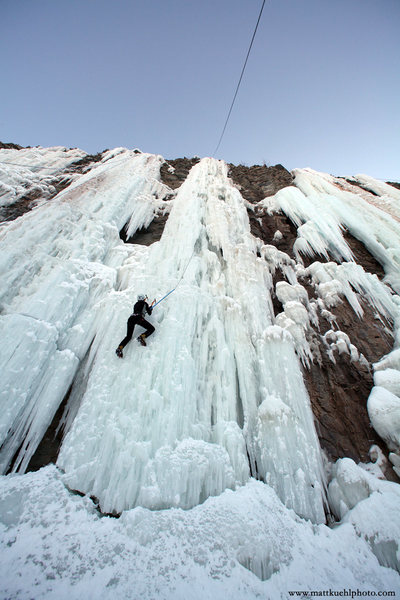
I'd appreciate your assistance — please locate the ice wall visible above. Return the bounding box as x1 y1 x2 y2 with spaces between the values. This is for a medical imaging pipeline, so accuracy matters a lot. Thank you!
2 149 400 597
4 152 399 524
0 146 87 208
57 158 326 522
0 150 168 474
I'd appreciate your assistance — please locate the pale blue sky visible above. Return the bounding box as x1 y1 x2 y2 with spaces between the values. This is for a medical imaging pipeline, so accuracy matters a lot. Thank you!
1 0 399 180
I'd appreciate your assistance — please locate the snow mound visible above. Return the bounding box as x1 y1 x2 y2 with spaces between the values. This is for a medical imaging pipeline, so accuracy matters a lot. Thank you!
328 457 400 572
0 466 399 600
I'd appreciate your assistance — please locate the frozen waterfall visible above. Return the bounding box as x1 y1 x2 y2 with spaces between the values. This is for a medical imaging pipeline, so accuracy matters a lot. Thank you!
55 157 326 521
1 147 400 597
0 150 327 522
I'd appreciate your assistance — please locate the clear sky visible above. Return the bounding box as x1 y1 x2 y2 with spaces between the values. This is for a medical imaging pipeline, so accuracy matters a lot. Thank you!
1 0 399 180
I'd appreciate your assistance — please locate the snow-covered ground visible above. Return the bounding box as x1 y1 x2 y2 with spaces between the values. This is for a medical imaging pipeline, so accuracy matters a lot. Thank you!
0 146 399 597
1 464 399 600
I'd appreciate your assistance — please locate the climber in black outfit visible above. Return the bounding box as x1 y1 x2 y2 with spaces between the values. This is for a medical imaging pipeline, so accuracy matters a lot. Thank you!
115 294 155 357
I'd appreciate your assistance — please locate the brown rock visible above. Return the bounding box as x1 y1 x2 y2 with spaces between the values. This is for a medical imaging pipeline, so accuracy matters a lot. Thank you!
160 157 200 190
228 163 294 204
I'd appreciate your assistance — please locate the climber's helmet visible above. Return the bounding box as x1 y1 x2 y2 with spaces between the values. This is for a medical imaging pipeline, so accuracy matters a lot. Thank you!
137 294 148 302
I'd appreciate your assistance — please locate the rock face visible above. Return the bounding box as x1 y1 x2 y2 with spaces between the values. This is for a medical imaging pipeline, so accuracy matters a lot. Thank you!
228 163 294 203
304 299 393 466
227 163 397 478
120 214 169 246
0 141 25 150
160 157 201 189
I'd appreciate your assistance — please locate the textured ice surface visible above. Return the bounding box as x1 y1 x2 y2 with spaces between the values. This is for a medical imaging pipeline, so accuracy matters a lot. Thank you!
305 260 397 320
0 151 167 473
0 146 87 208
350 174 400 221
58 158 326 521
274 281 313 364
328 458 400 572
389 452 400 478
367 386 400 452
368 347 400 455
261 168 400 403
262 167 400 294
323 329 361 363
374 368 400 396
0 153 326 521
0 466 399 600
0 314 79 473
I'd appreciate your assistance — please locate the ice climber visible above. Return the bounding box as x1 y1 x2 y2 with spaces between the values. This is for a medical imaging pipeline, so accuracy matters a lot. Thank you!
115 294 156 357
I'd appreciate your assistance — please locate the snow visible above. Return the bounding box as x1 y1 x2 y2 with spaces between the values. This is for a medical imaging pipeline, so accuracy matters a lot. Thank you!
0 465 399 600
374 368 400 396
328 458 400 572
367 349 400 455
0 146 87 209
323 329 361 363
1 148 400 596
367 386 400 452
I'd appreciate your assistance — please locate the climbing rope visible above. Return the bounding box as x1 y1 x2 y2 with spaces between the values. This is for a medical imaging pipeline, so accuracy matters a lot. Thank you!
213 0 266 157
